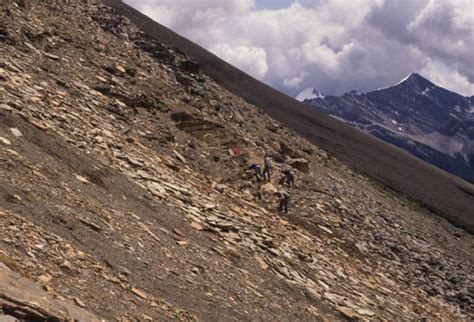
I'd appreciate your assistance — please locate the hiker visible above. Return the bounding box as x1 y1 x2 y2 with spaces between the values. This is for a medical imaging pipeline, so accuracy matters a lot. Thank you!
263 156 272 181
249 163 262 182
275 190 290 213
282 169 295 187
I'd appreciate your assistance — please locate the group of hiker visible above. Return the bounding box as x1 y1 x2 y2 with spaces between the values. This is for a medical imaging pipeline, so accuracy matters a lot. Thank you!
248 155 295 214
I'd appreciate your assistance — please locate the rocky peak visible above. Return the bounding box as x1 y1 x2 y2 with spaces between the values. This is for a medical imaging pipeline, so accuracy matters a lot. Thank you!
392 72 436 93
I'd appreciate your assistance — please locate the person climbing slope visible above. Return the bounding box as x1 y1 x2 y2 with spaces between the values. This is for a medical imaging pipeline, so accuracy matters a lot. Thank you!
249 163 263 182
275 190 290 213
263 155 272 181
282 169 295 187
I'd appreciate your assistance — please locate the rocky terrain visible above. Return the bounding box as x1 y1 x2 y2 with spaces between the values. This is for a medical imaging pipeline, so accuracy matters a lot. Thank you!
1 0 473 320
303 73 474 183
102 0 474 235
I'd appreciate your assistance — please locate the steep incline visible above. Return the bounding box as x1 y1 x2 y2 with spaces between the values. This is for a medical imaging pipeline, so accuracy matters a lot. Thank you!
1 1 473 320
103 0 474 234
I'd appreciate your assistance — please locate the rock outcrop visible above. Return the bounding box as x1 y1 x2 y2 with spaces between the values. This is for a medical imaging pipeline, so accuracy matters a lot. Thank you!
0 261 100 321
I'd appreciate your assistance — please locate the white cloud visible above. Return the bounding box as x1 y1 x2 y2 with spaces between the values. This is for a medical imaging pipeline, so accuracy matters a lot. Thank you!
406 0 474 82
211 44 269 79
420 58 474 95
283 73 306 88
125 0 474 97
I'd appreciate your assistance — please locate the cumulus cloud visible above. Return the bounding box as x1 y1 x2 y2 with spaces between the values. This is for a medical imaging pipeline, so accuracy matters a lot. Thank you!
211 44 269 79
124 0 474 97
420 59 474 95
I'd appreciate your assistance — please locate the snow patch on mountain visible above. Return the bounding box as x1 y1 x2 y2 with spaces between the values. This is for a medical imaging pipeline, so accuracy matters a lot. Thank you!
296 88 324 102
421 88 432 96
394 73 415 86
376 73 416 91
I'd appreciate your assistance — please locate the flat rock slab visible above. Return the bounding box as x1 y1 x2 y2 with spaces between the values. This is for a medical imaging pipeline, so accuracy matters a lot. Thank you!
0 315 18 322
0 263 100 321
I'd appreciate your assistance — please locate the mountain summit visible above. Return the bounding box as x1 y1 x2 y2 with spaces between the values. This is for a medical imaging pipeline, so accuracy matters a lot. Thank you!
393 72 435 89
303 73 474 182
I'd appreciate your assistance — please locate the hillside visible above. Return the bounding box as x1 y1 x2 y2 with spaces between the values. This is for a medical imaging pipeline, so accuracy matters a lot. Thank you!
303 73 474 183
101 0 474 235
0 0 473 320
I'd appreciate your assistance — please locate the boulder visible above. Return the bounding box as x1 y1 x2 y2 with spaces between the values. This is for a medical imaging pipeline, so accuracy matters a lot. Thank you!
288 158 310 174
259 182 277 194
259 183 277 200
0 262 99 321
279 142 300 158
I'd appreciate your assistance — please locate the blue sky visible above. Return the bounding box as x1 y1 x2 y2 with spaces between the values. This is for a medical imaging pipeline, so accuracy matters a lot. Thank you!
125 0 474 97
256 0 292 9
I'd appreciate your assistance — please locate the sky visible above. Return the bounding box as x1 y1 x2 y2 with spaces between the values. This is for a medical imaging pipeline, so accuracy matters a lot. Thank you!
124 0 474 97
256 0 292 9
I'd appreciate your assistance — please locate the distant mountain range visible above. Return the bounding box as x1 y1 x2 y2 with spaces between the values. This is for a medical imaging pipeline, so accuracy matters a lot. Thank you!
301 73 474 183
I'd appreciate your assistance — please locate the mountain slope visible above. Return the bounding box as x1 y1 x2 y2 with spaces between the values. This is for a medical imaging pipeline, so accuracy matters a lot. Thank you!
101 0 474 234
0 1 473 320
304 73 474 183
